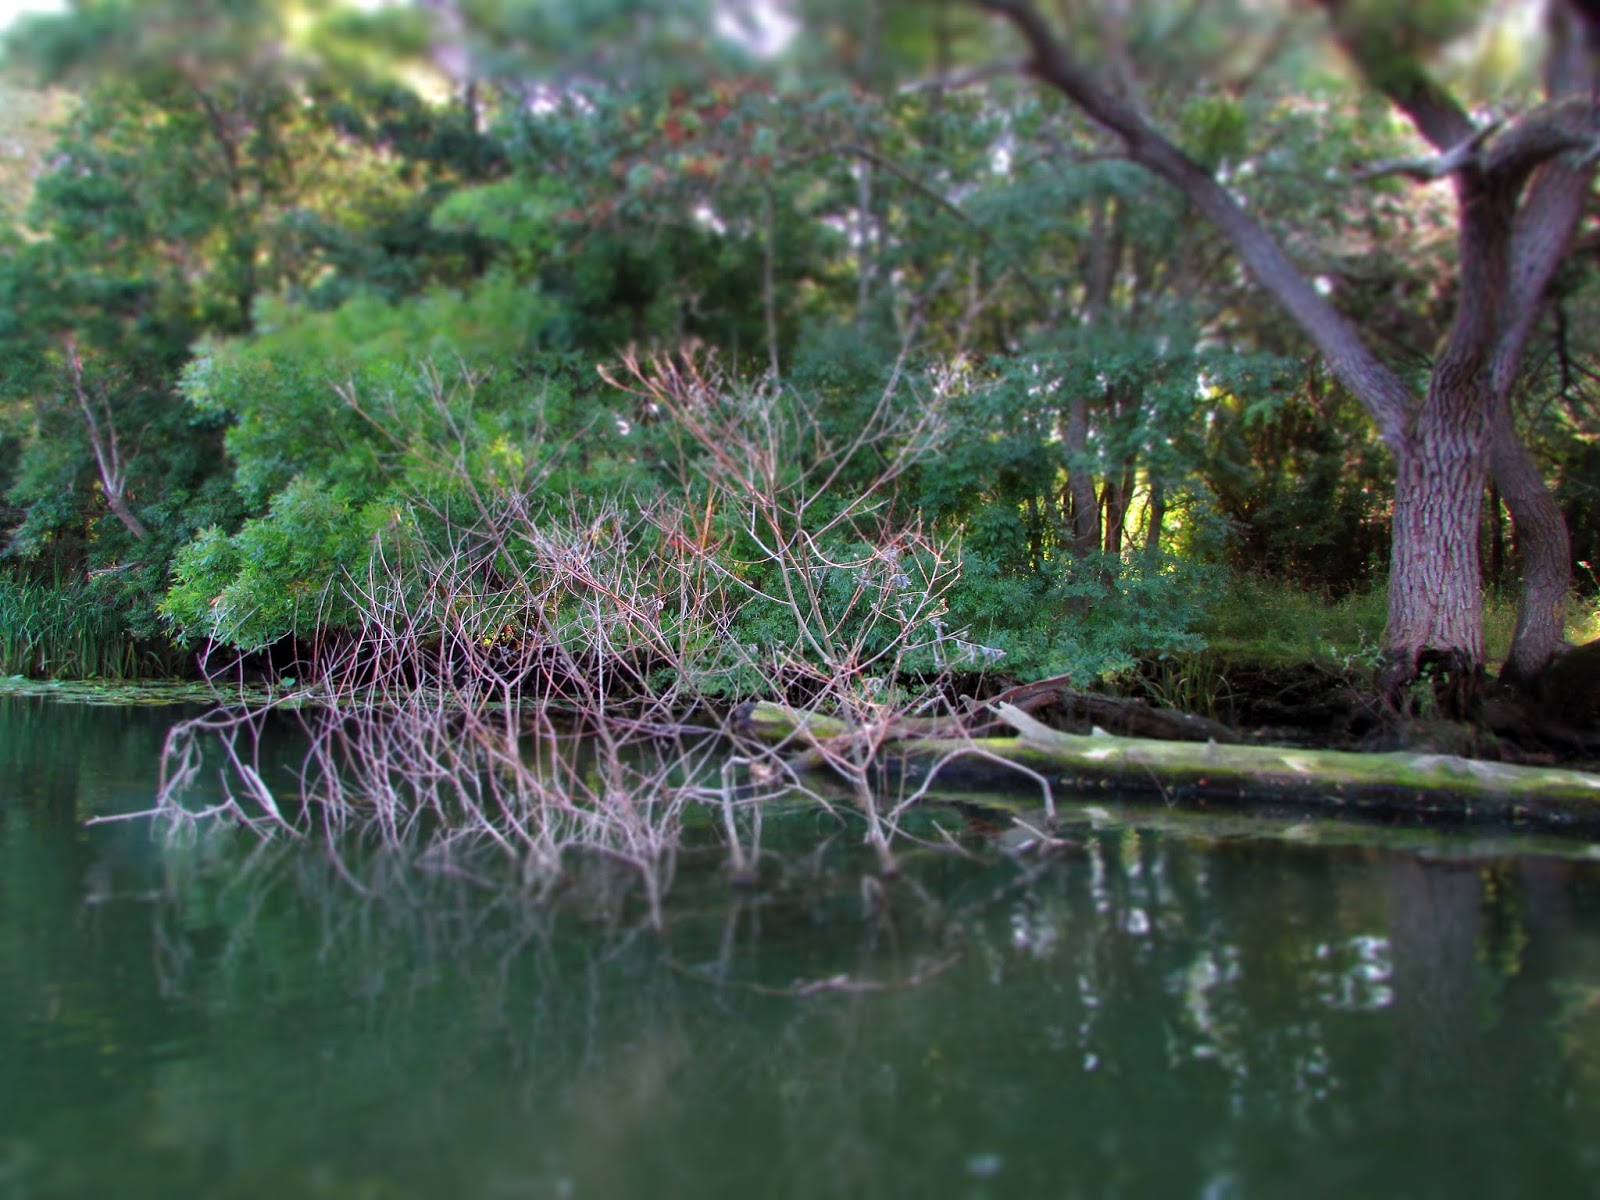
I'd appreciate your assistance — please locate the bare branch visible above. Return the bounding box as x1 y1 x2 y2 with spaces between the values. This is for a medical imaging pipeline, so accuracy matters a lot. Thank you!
1479 97 1600 186
62 335 148 542
1352 119 1504 181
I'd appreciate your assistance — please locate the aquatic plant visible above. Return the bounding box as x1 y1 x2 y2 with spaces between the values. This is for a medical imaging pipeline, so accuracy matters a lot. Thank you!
0 573 173 680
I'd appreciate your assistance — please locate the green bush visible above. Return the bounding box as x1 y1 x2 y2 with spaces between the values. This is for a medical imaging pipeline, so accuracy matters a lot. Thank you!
161 479 390 650
946 548 1215 683
1195 574 1529 669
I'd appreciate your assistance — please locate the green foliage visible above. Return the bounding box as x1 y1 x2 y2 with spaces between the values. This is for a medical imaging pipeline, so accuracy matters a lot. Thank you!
1574 561 1600 646
949 550 1215 683
431 177 571 258
156 244 690 651
0 55 507 666
1197 574 1390 667
183 275 563 506
0 0 1578 695
1179 93 1250 170
1193 574 1540 671
1198 367 1391 590
161 477 386 650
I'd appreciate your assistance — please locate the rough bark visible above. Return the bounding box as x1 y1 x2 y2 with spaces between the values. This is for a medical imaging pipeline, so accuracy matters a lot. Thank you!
1382 454 1486 714
1485 146 1594 685
1330 0 1594 688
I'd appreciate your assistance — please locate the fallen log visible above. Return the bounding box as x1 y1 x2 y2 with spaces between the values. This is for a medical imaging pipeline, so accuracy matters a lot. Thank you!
733 700 1600 834
982 674 1242 743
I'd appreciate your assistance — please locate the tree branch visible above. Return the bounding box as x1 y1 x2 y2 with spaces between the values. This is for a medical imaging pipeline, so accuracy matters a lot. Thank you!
975 0 1414 446
1493 154 1594 397
1315 0 1476 153
1479 97 1600 188
1352 119 1503 182
62 335 148 542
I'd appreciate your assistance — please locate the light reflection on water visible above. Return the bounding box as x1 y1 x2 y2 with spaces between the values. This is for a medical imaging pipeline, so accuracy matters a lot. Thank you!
5 694 1600 1198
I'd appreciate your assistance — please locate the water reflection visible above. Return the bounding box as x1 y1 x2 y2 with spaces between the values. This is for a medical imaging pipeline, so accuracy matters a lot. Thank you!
6 694 1600 1198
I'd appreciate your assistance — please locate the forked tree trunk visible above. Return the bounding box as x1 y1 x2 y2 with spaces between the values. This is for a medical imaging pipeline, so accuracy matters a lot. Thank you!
976 0 1598 716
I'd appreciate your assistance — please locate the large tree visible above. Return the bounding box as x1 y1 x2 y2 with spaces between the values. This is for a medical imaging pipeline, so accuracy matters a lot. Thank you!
970 0 1596 709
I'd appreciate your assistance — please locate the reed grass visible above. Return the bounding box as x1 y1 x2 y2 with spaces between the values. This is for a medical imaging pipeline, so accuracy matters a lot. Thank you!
0 575 166 680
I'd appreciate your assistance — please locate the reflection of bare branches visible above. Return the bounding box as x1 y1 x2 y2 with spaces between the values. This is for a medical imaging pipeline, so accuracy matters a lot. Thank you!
666 950 963 997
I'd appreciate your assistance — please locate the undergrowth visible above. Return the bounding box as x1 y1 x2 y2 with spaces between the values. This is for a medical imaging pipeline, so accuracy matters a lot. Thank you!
0 574 176 680
1194 575 1531 670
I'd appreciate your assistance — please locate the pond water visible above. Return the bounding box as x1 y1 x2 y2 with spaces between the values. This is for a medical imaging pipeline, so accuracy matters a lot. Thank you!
7 693 1600 1199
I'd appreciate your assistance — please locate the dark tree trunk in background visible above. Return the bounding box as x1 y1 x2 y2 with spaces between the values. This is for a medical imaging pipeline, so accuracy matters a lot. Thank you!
1063 393 1101 555
1102 474 1127 556
1144 478 1166 558
1487 480 1506 589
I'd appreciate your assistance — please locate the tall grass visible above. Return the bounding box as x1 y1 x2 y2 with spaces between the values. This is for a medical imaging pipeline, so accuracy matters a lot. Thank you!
0 576 167 679
1195 575 1531 669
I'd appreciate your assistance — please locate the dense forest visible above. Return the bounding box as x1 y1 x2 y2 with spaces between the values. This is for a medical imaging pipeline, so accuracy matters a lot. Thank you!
1 0 1598 729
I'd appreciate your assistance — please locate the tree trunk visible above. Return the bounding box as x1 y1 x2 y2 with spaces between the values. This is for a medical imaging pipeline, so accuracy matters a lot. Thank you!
1101 475 1125 556
975 0 1597 711
63 336 149 543
1144 478 1166 558
1484 147 1594 688
1380 378 1490 713
1492 408 1573 687
1062 394 1100 555
735 700 1600 824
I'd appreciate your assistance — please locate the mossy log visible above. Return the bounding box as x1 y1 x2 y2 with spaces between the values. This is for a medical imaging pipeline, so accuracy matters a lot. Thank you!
734 700 1600 833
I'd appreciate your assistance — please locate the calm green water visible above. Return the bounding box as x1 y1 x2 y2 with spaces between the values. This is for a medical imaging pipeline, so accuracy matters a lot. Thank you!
7 694 1600 1199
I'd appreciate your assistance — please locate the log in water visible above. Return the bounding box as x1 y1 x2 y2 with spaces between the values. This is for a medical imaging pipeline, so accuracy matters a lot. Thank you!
737 699 1600 832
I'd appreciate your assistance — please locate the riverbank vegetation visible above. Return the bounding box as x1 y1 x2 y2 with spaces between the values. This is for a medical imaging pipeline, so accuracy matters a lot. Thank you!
5 1 1600 890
